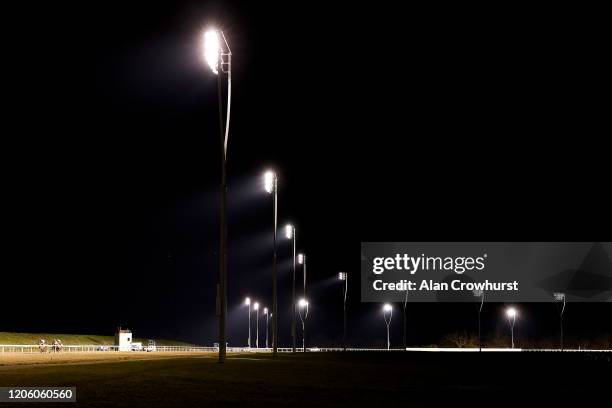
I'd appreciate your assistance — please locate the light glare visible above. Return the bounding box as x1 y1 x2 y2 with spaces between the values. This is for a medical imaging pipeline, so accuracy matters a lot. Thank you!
204 30 220 74
298 254 304 264
254 302 259 311
383 303 392 312
264 171 275 193
506 307 517 318
298 298 308 308
244 297 251 306
553 292 566 301
285 224 294 239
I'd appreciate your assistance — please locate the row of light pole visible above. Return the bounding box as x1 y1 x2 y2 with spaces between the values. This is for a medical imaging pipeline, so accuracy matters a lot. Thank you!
244 297 271 348
248 266 562 351
260 172 311 354
203 30 567 357
475 290 566 351
243 294 308 351
204 24 310 361
380 303 521 350
251 287 556 351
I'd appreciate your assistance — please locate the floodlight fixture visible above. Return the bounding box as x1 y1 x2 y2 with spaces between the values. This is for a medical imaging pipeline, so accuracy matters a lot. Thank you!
285 224 294 239
264 171 276 194
203 30 220 74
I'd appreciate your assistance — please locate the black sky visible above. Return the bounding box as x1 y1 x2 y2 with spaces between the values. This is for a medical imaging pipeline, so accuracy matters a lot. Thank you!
2 1 610 346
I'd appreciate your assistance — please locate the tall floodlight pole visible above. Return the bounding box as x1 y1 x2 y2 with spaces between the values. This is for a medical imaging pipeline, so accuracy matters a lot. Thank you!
554 293 566 351
298 298 309 352
473 290 484 352
298 253 307 351
254 302 260 349
506 307 518 349
286 224 297 353
339 272 348 351
264 307 269 348
298 254 307 296
204 29 232 364
264 171 278 356
245 297 251 348
269 313 273 347
383 304 393 350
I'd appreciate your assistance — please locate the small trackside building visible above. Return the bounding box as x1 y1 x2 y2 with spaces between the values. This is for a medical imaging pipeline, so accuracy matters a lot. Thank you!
115 328 133 351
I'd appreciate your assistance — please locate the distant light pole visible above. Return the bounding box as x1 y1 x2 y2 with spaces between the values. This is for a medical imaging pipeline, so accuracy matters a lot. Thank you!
264 307 269 348
298 298 309 352
473 290 484 352
254 302 260 348
506 307 518 349
269 313 273 347
203 28 232 364
383 303 393 350
339 272 348 351
298 253 307 296
286 224 297 353
554 293 566 351
245 297 251 348
264 171 278 356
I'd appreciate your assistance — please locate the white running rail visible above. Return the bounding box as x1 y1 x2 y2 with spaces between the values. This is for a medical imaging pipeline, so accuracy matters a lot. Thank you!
0 345 609 354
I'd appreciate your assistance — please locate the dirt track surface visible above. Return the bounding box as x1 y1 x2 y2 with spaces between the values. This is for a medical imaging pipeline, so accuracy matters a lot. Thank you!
0 351 215 367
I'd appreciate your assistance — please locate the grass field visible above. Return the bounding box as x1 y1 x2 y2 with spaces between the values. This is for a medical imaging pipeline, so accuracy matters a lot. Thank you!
0 332 194 347
0 351 609 407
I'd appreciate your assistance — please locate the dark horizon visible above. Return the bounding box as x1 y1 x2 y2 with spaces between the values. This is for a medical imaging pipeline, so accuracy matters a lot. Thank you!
2 1 610 347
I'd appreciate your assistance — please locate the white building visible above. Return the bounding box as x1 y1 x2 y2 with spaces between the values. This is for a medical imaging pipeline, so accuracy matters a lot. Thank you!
115 328 133 351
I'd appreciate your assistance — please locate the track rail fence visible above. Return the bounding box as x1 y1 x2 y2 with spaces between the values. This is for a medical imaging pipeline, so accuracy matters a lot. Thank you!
0 345 610 354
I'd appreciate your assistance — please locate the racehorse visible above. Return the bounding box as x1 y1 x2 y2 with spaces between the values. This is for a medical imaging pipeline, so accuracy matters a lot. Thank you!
39 339 48 353
52 339 63 353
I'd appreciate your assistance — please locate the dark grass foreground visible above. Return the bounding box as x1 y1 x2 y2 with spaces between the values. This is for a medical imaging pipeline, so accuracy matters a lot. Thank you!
0 352 609 407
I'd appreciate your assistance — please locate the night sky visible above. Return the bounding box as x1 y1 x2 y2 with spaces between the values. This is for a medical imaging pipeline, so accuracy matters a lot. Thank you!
3 1 610 347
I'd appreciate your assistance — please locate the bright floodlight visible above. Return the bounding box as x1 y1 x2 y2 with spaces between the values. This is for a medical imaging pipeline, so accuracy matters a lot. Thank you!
298 298 308 308
263 307 268 314
254 302 259 311
245 297 251 306
204 30 220 74
339 272 347 281
506 307 517 318
383 303 392 312
298 253 304 264
553 292 566 301
264 171 275 193
285 224 294 239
